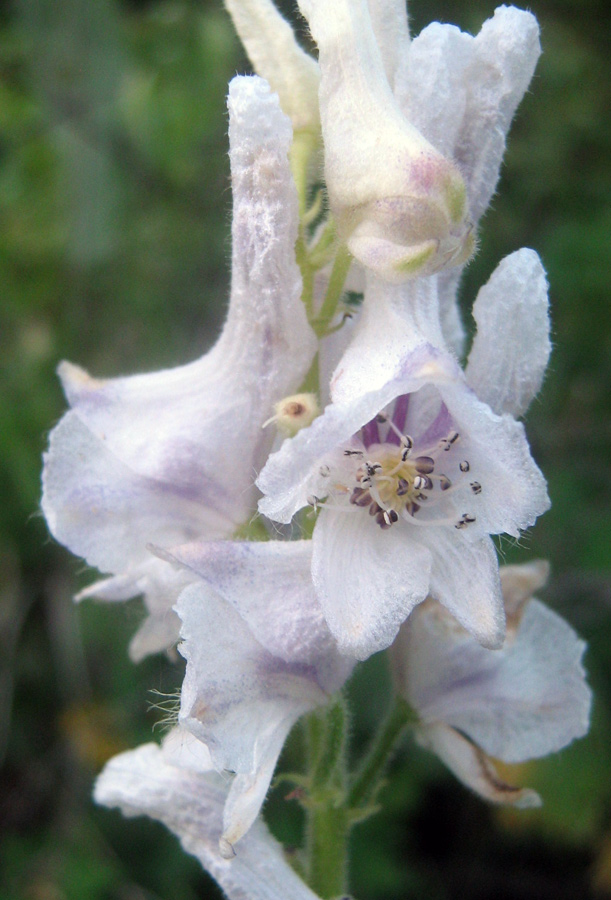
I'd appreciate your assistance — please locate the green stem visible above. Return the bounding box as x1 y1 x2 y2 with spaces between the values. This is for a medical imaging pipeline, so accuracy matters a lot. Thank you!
305 697 350 898
348 696 414 810
313 244 352 338
306 805 350 899
290 130 320 217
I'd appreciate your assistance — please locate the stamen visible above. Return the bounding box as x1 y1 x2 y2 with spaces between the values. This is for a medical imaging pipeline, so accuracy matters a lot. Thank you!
459 460 470 472
319 464 330 477
344 449 364 457
439 474 451 491
414 456 435 474
470 481 482 495
401 440 413 462
455 513 477 529
440 431 460 451
397 478 410 496
413 475 433 491
350 487 373 507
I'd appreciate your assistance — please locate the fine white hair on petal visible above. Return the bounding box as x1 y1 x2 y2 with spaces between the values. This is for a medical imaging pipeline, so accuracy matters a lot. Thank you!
466 248 551 418
94 743 321 899
224 0 320 132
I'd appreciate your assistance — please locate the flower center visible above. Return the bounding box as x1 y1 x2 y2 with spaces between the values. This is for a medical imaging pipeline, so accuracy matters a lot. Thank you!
311 405 482 531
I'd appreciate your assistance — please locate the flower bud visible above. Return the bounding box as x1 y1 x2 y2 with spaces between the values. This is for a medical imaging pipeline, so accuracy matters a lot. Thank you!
299 0 474 282
224 0 320 135
266 392 320 436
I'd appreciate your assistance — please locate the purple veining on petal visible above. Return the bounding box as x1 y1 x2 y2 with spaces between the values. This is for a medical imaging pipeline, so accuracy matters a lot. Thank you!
417 402 454 449
360 417 380 448
386 393 410 445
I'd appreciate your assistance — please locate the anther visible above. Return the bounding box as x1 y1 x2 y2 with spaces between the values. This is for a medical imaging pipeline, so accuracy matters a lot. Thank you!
307 495 320 511
350 487 373 507
413 475 432 491
365 462 382 476
414 456 435 474
396 477 410 496
455 512 477 529
459 460 470 473
441 431 460 451
319 464 330 477
344 449 364 457
470 481 482 495
376 412 389 423
400 435 414 461
439 474 451 491
369 502 383 517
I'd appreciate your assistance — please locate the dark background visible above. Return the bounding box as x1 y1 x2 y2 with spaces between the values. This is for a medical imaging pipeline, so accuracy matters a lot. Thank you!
1 0 610 897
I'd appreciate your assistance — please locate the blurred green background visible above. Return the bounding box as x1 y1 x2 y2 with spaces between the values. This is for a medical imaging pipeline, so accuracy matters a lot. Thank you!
0 0 609 897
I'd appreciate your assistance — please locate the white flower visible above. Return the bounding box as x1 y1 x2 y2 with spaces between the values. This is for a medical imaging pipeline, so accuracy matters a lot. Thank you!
391 561 592 807
258 249 551 659
94 733 321 898
297 0 474 282
154 538 353 852
41 75 316 659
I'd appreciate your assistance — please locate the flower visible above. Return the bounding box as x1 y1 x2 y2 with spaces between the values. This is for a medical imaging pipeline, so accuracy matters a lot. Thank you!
391 561 592 807
41 75 316 659
297 0 474 281
153 537 353 852
95 731 321 898
258 249 551 659
223 0 320 135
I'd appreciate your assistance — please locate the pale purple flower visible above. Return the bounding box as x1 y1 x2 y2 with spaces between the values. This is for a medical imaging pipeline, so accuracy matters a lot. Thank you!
95 732 321 898
152 538 353 852
41 75 316 659
258 249 551 659
391 561 591 806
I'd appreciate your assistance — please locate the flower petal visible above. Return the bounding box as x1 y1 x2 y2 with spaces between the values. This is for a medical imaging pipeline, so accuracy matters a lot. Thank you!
42 74 315 573
439 379 550 537
500 559 550 622
224 0 320 132
416 722 541 808
395 22 473 160
155 538 352 690
312 509 432 659
298 0 472 280
425 529 505 649
76 557 193 661
455 6 541 222
466 249 551 417
94 742 321 898
407 599 591 763
367 0 410 88
177 583 325 776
